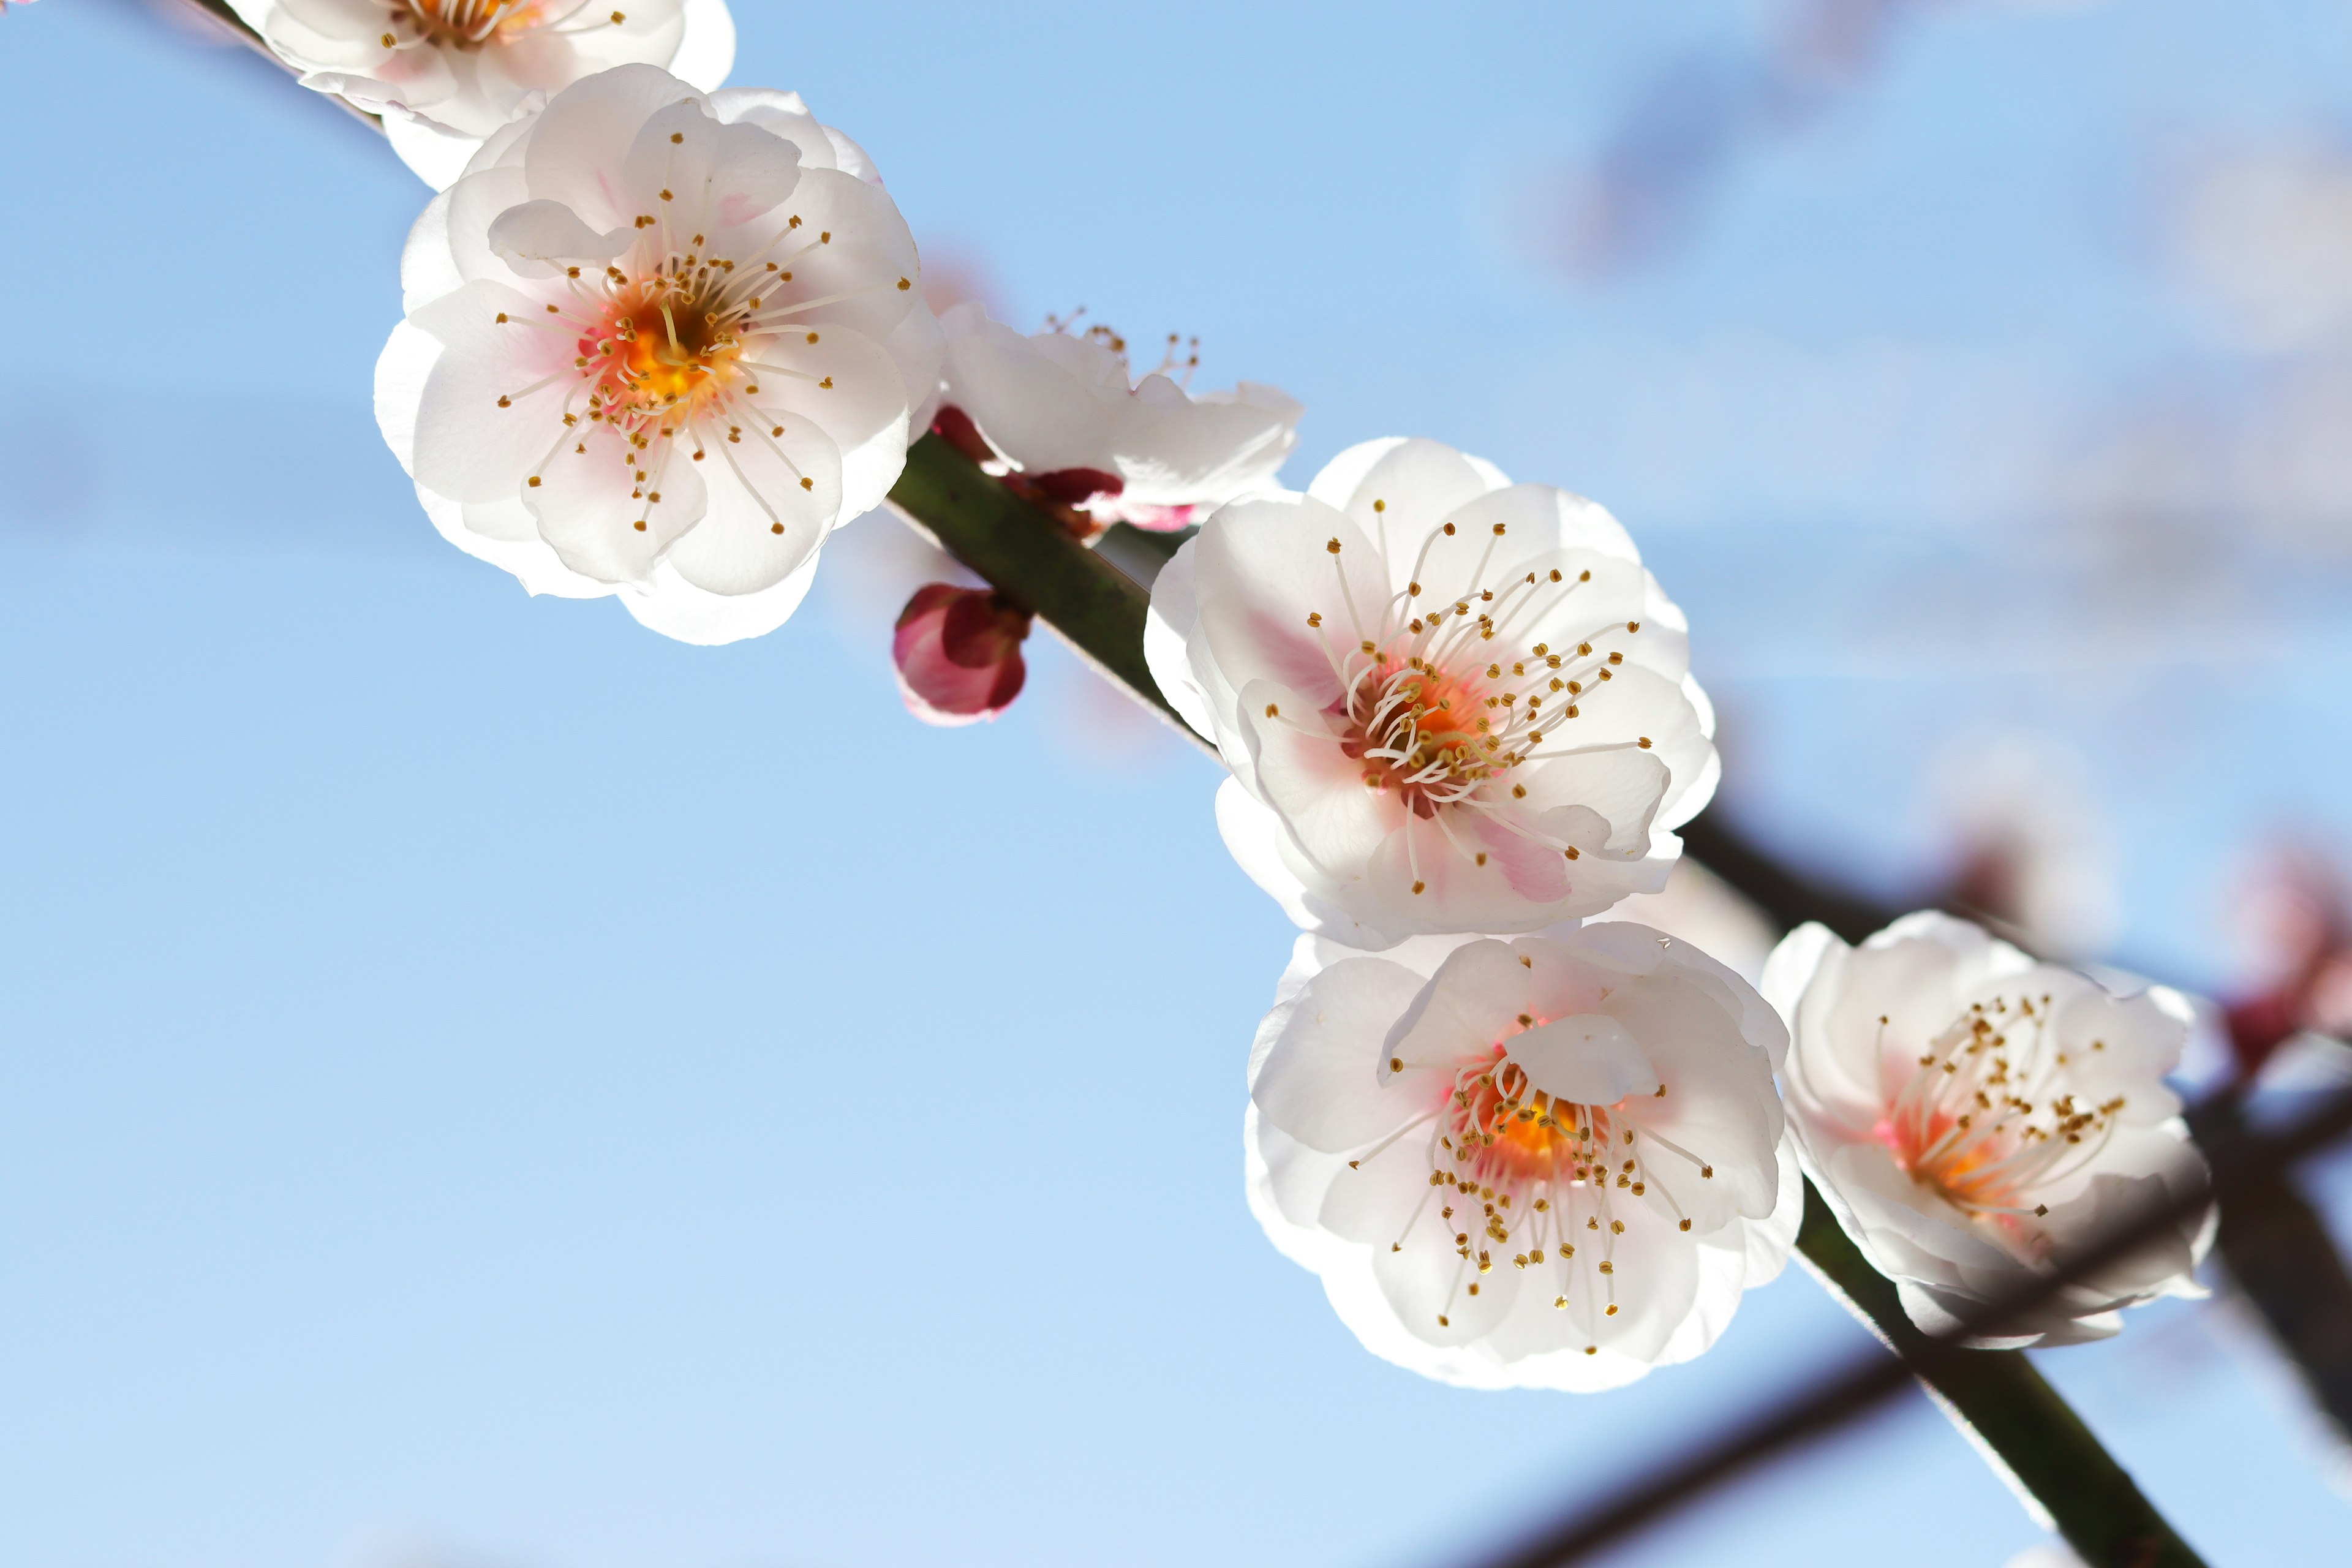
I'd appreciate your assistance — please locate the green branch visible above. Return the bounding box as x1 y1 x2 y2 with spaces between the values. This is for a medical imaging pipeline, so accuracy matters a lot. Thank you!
887 435 1208 752
1796 1185 2202 1567
886 431 2204 1568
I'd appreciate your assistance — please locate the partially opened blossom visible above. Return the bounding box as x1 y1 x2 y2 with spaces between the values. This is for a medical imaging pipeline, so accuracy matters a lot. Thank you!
1148 437 1716 948
227 0 736 189
1764 913 2214 1347
376 66 942 645
937 304 1301 530
892 584 1030 725
1250 924 1798 1391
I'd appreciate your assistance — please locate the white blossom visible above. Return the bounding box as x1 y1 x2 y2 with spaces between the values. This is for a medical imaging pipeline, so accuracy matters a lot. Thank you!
1148 437 1716 949
1763 913 2214 1347
1249 924 1798 1391
227 0 736 190
376 65 942 645
937 304 1300 529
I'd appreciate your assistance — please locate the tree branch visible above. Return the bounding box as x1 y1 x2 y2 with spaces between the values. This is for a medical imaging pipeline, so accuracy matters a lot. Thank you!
883 433 2204 1561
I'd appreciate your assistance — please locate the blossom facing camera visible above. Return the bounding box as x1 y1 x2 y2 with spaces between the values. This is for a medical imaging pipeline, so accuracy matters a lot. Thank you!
227 0 737 190
893 584 1031 725
1147 437 1716 949
1249 924 1798 1392
937 304 1302 531
377 66 943 646
1764 913 2214 1347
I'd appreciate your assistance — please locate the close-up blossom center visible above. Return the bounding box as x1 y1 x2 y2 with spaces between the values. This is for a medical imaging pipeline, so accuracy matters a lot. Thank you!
1874 992 2124 1227
1379 1014 1716 1343
396 0 571 48
585 276 747 419
1305 521 1646 875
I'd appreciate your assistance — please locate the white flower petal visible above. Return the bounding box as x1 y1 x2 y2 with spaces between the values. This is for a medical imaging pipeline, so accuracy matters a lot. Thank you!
1770 913 2215 1346
384 65 929 641
1159 438 1708 943
1247 924 1795 1390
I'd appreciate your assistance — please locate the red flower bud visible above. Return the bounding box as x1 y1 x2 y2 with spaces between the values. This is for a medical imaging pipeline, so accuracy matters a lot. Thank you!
892 584 1033 726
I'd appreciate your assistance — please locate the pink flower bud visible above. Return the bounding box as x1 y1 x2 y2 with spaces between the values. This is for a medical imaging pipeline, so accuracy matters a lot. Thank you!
892 584 1033 726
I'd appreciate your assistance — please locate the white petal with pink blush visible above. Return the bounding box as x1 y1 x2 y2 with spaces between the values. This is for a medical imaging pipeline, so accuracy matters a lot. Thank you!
1148 437 1717 949
1763 912 2215 1348
1248 924 1798 1392
376 66 938 643
228 0 737 189
936 304 1301 529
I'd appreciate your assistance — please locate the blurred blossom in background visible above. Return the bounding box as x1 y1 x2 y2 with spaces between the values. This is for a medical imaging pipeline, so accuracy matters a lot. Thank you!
4 2 2352 1567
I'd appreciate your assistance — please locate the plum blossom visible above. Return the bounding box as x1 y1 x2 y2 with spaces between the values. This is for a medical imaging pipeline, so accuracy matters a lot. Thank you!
1148 437 1716 949
1764 913 2214 1347
376 65 943 645
892 584 1030 725
1249 924 1798 1390
226 0 736 189
937 304 1301 530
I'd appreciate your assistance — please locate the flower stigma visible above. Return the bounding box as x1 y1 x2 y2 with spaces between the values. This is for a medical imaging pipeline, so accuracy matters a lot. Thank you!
1371 1011 1711 1349
1301 524 1645 881
392 0 617 48
1874 993 2124 1235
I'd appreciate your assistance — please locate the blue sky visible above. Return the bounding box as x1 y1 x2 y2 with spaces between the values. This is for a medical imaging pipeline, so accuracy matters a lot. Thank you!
2 2 2350 1566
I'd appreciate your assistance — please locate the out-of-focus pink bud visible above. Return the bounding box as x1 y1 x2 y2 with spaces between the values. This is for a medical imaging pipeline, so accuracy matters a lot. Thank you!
2225 851 2352 1079
892 584 1033 726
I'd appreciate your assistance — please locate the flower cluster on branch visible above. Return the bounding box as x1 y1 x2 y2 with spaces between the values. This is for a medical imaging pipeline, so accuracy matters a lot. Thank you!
225 0 2216 1409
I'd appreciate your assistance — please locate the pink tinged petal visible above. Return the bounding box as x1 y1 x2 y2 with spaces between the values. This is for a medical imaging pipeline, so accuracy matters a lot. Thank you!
1380 939 1537 1068
1472 810 1575 904
1775 936 1897 1140
480 2 688 97
523 63 704 233
622 102 802 232
406 280 581 505
263 0 419 68
526 423 706 583
486 198 633 275
1189 494 1386 710
1604 986 1782 1229
707 92 837 172
442 162 533 286
659 418 843 595
2049 986 2191 1120
1113 378 1300 508
1251 957 1435 1152
892 584 1031 725
741 171 921 342
1519 743 1670 860
1546 663 1711 829
1510 1014 1656 1105
1235 678 1397 877
744 326 913 521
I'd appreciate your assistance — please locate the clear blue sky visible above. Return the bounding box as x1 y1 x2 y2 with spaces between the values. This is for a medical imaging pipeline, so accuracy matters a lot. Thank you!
2 2 2349 1566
